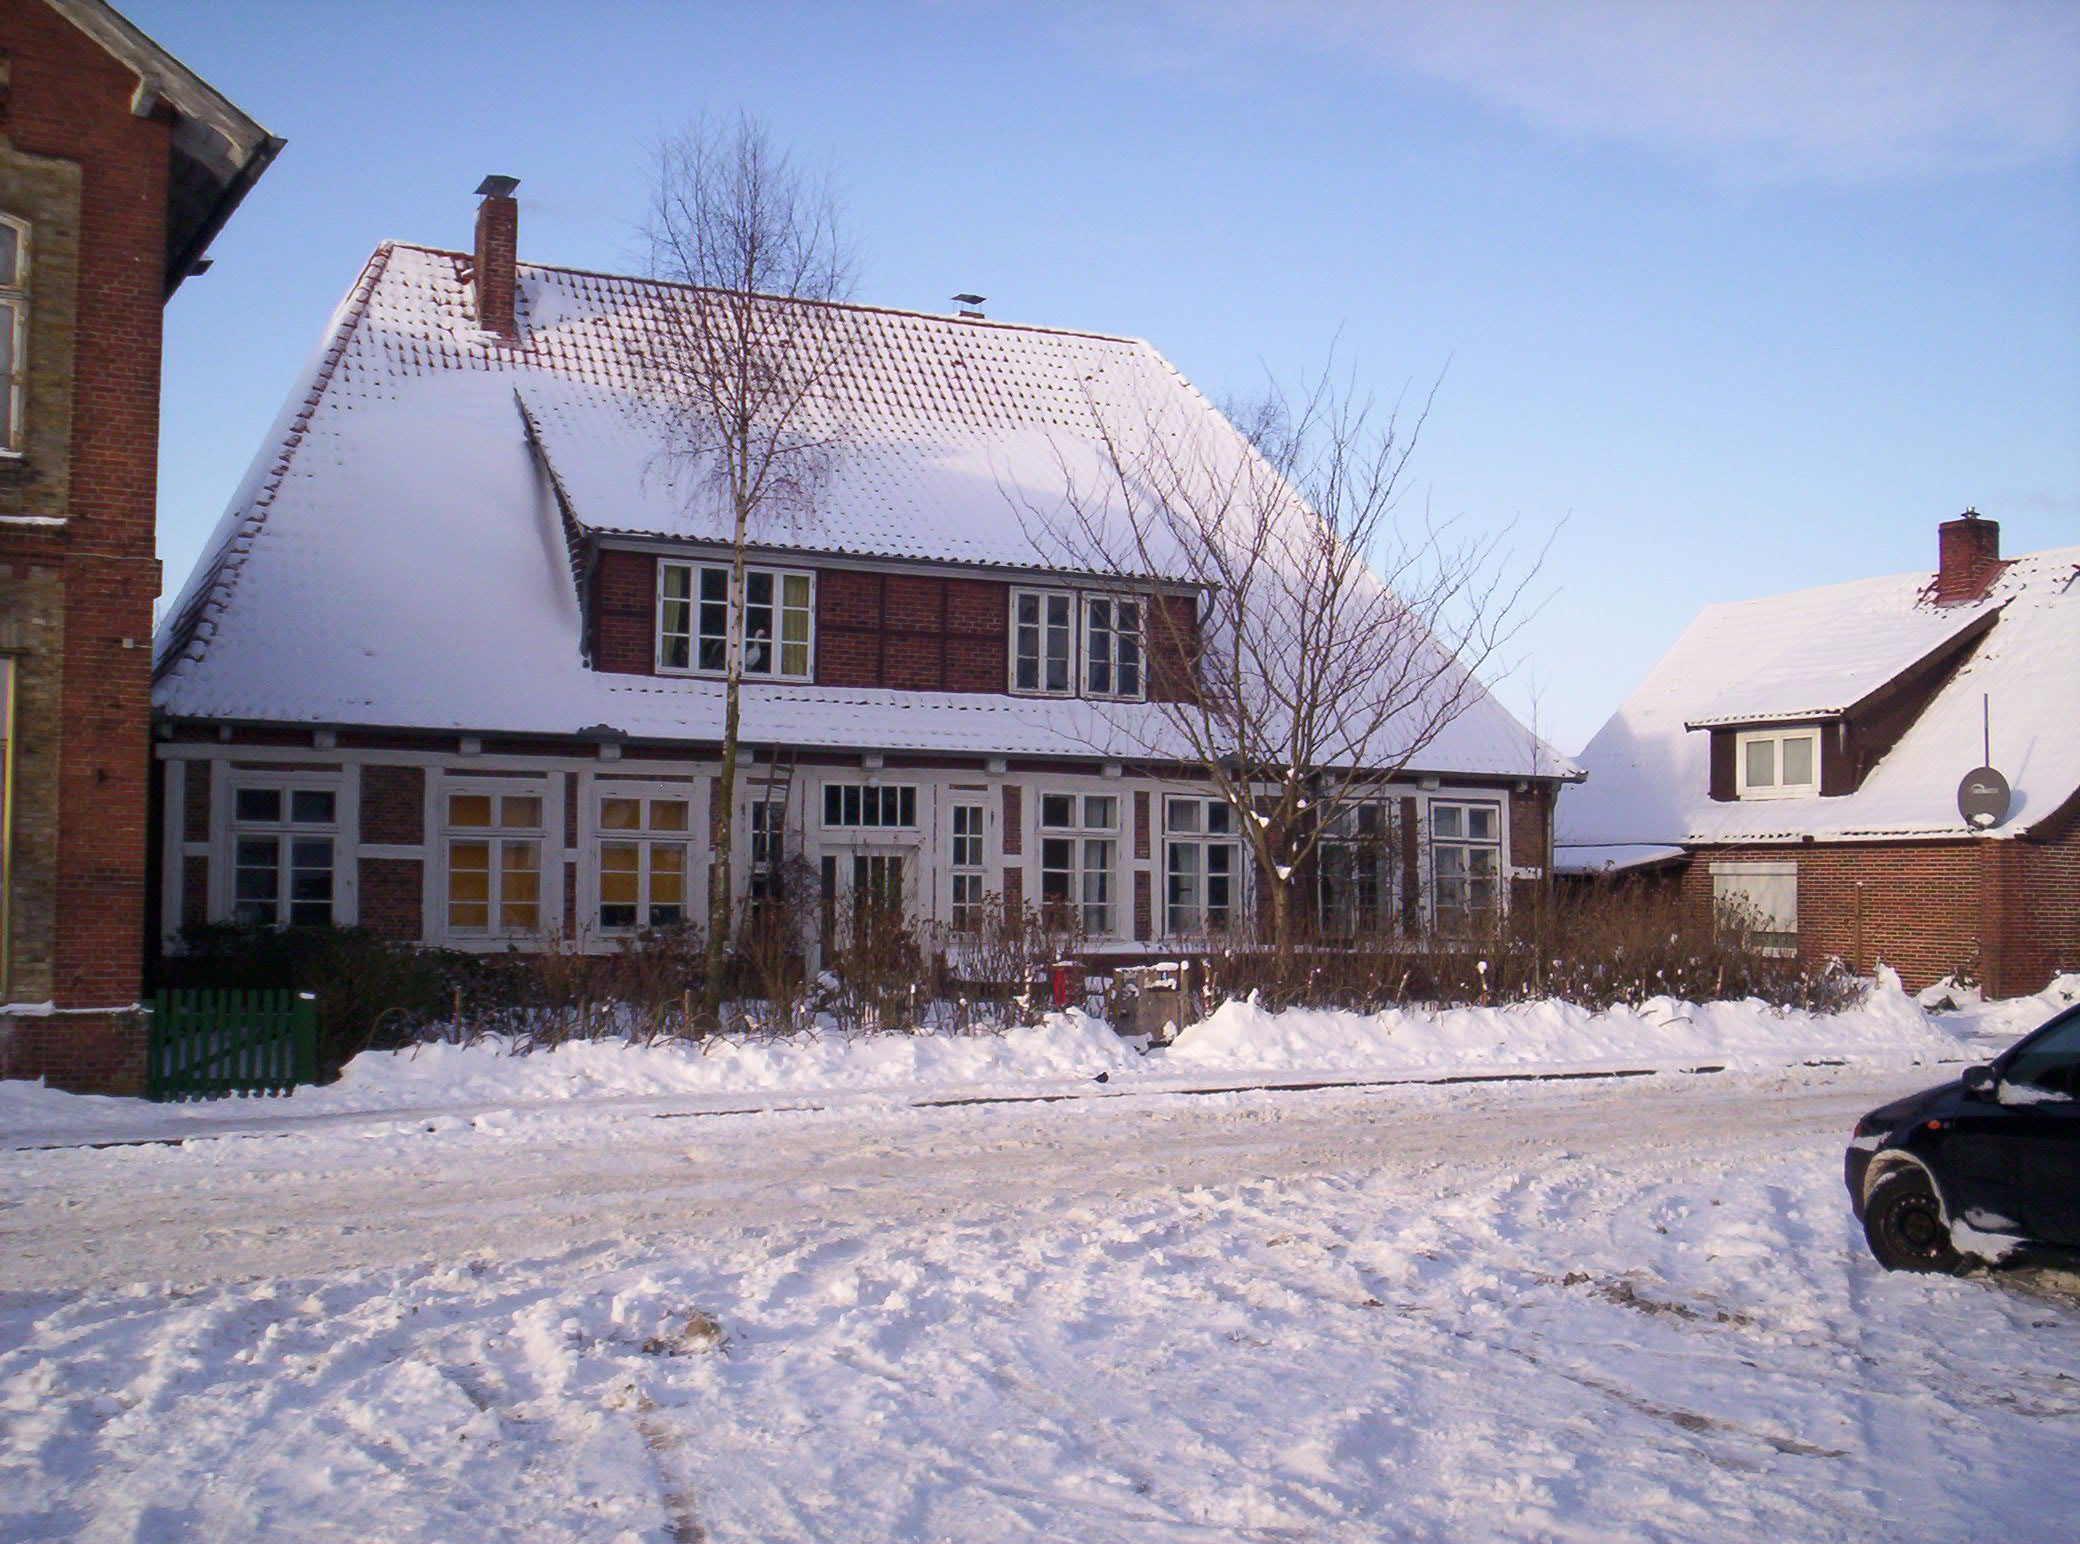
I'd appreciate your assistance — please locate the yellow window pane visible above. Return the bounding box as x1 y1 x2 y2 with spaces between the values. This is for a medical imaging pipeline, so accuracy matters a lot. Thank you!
600 842 638 904
782 642 809 677
501 841 538 874
600 797 641 831
500 900 540 930
449 901 489 930
503 874 540 909
449 794 493 828
651 869 684 907
650 843 686 876
449 870 490 904
649 800 689 832
449 838 489 868
783 573 811 610
501 795 543 830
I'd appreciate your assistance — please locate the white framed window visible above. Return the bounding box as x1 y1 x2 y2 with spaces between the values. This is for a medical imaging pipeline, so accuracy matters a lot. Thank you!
1711 860 1797 956
1319 799 1398 935
658 561 813 680
0 215 28 455
1735 728 1820 800
1083 596 1145 700
595 790 692 931
1429 799 1501 933
230 779 339 927
1164 795 1240 935
1011 588 1074 695
1039 792 1116 935
949 801 986 929
823 782 918 829
748 796 786 904
444 785 545 936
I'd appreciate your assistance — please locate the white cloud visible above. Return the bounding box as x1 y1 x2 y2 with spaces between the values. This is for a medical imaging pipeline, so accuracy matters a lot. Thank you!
1145 0 2080 180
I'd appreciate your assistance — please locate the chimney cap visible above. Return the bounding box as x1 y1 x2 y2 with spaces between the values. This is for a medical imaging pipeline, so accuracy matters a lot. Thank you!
474 174 521 200
952 293 985 306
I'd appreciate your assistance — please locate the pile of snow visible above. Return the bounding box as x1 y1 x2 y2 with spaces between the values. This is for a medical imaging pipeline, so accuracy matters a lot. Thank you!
1930 971 2080 1050
2 970 2030 1150
320 1010 1135 1108
1167 965 1966 1077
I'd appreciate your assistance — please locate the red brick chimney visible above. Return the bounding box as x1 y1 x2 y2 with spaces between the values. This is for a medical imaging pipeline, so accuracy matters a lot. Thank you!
471 175 520 340
1933 508 2004 604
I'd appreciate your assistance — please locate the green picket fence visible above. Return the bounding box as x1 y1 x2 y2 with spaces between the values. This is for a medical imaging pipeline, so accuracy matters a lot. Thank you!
148 989 319 1102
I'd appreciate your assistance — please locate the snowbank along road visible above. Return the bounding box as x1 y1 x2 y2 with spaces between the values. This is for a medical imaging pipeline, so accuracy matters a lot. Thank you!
3 1065 2076 1542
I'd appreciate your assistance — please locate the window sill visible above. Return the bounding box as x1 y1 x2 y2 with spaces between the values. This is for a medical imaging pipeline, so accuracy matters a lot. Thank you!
1734 787 1819 802
654 663 814 685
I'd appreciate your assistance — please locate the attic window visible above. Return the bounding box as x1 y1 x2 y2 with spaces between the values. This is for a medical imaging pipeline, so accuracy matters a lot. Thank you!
1735 728 1820 800
658 561 813 681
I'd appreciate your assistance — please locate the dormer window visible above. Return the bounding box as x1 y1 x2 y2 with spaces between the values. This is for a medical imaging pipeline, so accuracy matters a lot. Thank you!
1011 589 1074 695
658 561 813 681
0 215 28 454
1736 728 1819 800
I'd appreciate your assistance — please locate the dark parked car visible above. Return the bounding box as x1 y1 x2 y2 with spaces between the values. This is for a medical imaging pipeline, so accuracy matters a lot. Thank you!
1847 1000 2080 1273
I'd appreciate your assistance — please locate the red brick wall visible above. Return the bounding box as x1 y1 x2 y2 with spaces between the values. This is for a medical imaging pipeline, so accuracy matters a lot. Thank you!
1145 592 1202 705
360 764 425 844
818 568 1008 691
1002 785 1022 856
2004 805 2080 994
183 759 212 842
358 857 423 941
1508 784 1551 875
1677 837 2079 996
0 2 187 1090
181 855 208 932
594 547 657 675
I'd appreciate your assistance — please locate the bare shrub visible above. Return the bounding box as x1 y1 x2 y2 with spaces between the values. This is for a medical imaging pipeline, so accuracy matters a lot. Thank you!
935 891 1087 1028
1195 881 1864 1014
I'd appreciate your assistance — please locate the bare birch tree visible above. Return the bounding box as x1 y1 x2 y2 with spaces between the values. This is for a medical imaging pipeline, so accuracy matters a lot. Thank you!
642 114 854 1017
1023 367 1542 968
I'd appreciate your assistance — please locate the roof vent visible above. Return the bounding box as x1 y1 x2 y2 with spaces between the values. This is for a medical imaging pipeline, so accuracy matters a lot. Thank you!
952 292 986 319
1934 507 2004 605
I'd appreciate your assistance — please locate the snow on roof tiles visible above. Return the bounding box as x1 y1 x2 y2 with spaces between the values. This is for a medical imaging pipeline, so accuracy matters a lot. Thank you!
1558 546 2080 856
156 243 1567 776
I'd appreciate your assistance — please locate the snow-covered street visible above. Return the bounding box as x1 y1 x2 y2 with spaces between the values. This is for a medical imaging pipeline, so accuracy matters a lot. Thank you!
5 1061 2077 1543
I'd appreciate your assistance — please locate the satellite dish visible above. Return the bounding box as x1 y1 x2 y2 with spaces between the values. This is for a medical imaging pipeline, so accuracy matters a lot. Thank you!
1957 766 2011 830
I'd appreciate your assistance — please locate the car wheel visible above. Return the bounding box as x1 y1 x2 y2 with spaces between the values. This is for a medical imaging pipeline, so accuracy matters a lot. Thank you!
1862 1166 1964 1274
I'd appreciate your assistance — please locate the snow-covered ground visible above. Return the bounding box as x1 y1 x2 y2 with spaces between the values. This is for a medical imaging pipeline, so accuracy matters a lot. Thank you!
3 979 2076 1541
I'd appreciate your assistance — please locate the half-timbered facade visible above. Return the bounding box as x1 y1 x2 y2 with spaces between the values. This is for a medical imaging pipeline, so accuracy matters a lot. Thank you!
152 182 1574 962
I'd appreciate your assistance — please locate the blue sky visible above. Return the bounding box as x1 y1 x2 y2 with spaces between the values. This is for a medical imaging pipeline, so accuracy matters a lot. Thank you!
131 0 2079 752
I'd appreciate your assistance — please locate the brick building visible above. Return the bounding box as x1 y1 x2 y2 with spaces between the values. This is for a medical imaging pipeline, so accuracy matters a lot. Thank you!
1558 513 2079 996
149 183 1575 968
0 0 276 1091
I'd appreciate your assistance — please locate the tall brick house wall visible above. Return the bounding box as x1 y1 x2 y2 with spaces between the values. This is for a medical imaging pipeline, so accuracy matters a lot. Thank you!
0 0 273 1094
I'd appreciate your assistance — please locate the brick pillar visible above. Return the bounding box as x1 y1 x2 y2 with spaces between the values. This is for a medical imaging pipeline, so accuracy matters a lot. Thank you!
472 179 520 339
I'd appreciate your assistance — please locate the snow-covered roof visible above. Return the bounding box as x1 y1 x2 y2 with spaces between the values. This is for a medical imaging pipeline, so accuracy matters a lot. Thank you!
1682 602 1994 728
1558 545 2080 862
156 242 1569 777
